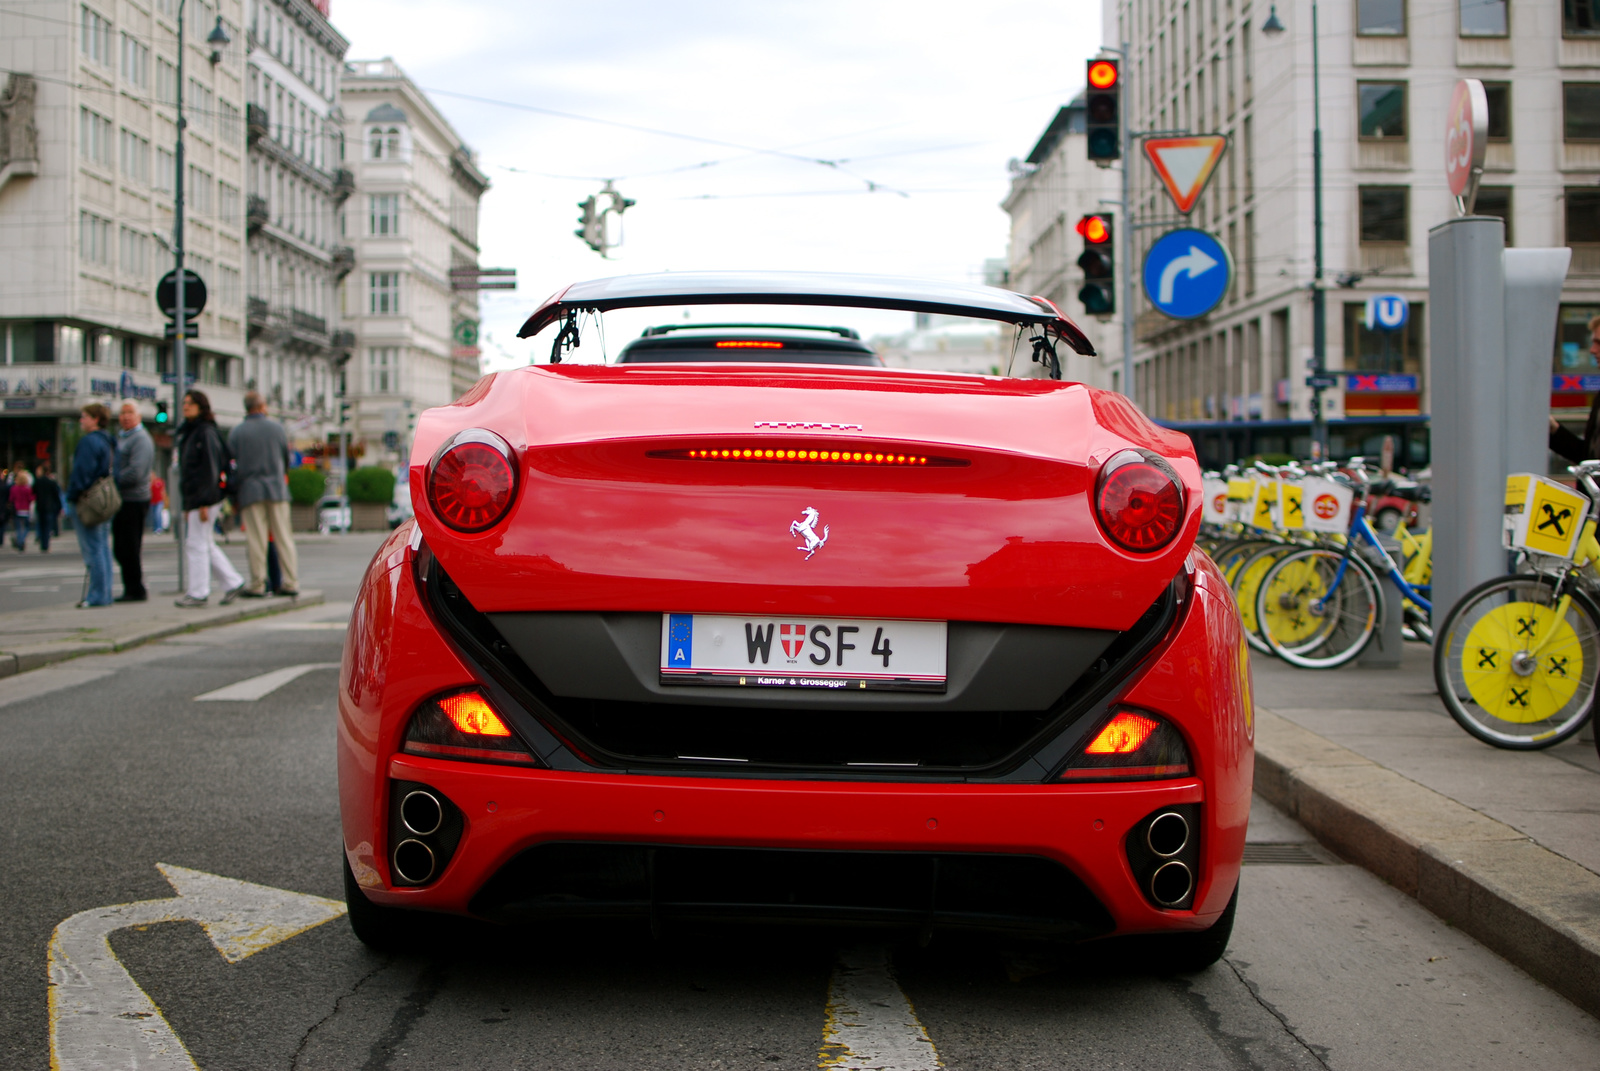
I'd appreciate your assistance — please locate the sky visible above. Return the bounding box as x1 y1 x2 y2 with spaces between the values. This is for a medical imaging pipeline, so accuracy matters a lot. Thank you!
328 0 1105 370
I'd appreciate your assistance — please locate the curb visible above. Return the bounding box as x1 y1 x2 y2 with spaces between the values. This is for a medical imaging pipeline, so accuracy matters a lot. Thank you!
1253 706 1600 1019
0 591 326 679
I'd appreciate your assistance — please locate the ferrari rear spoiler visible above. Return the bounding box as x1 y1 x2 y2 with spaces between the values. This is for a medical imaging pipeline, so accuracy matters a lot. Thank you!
514 270 1097 357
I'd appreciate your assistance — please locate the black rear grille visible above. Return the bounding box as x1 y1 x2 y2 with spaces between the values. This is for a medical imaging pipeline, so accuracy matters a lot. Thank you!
470 843 1115 940
416 549 1178 780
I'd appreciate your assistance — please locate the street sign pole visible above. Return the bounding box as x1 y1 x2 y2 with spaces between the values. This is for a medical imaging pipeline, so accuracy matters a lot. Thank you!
1309 0 1327 460
1120 38 1134 404
170 0 188 595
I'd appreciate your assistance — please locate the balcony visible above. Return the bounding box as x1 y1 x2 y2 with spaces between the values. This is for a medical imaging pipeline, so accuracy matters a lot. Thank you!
292 309 328 337
332 168 355 204
331 245 355 279
247 194 268 234
330 329 356 350
247 103 268 144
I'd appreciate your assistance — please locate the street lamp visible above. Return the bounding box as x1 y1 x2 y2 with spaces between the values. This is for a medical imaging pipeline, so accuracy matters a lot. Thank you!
206 16 230 67
1262 1 1328 460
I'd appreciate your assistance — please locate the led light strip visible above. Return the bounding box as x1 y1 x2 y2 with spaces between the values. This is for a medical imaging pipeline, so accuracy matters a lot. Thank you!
652 447 967 466
714 340 784 349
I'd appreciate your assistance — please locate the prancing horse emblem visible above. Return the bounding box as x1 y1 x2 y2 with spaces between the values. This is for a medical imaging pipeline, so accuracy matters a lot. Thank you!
789 507 830 560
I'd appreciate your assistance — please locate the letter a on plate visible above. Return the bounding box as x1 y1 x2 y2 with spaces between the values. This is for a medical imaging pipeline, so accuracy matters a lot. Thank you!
1144 136 1228 214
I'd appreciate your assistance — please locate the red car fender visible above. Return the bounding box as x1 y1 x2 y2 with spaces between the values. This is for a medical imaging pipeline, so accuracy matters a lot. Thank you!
1115 551 1253 918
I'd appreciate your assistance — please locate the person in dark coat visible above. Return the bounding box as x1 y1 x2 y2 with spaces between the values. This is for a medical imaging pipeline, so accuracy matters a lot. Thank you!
112 401 154 601
1551 314 1600 463
173 390 243 607
65 403 115 607
32 462 61 553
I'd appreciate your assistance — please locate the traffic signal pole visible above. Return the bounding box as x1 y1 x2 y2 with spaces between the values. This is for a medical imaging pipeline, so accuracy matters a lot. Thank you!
170 0 188 594
1120 38 1134 404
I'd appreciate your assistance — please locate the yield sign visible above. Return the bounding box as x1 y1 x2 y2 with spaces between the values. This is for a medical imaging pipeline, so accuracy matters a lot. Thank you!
1144 135 1228 214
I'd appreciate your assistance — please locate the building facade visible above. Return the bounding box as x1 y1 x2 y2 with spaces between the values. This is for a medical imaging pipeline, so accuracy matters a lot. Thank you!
0 0 250 471
1077 0 1600 468
338 58 487 470
1002 95 1123 387
244 0 352 454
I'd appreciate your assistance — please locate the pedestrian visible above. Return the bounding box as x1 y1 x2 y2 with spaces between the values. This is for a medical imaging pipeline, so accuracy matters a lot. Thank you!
112 401 153 601
9 466 33 551
33 462 60 553
1553 314 1600 462
174 389 243 608
149 473 167 533
227 390 299 598
65 403 116 607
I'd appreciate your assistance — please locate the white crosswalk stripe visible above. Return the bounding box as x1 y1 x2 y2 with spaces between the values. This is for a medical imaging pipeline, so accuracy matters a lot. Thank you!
193 663 339 702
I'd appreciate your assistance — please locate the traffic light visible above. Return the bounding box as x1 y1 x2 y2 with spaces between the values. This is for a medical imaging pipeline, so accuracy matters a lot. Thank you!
1076 214 1115 316
154 401 169 424
1085 58 1120 163
339 400 353 426
575 195 603 252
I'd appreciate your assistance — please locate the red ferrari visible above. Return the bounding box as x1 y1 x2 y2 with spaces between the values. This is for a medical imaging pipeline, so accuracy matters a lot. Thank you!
338 272 1253 968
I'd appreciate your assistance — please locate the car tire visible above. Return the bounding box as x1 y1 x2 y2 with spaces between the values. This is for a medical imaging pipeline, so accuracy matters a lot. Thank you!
342 851 413 952
1144 880 1238 973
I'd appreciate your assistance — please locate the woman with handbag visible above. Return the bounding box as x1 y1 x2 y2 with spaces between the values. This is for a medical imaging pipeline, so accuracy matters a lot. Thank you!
10 466 34 551
174 390 243 608
65 403 117 607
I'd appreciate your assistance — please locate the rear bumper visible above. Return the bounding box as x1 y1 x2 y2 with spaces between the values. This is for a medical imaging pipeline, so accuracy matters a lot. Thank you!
351 759 1225 935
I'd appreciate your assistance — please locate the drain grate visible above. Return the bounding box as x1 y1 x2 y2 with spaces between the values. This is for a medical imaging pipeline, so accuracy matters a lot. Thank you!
1242 842 1329 866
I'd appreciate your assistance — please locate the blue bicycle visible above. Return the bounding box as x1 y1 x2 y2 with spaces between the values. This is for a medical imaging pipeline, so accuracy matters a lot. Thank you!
1254 466 1432 669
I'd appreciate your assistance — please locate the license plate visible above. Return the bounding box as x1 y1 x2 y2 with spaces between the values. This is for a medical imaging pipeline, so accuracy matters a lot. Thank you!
660 613 947 692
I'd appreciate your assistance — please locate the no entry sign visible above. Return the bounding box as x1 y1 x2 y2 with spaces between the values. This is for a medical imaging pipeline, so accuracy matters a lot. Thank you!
1445 79 1488 213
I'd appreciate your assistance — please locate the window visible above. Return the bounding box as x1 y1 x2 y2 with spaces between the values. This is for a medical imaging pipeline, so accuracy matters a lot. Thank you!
218 265 241 308
188 166 213 215
1566 0 1600 36
156 58 177 105
120 33 149 87
218 100 240 142
370 126 400 159
1557 304 1600 373
189 80 214 132
1359 186 1409 243
1460 0 1506 35
1358 82 1406 139
80 211 111 266
218 182 240 224
1475 186 1512 245
1483 82 1511 141
1565 84 1600 141
1357 0 1404 35
154 0 176 17
1343 302 1424 375
369 273 401 315
369 347 397 393
155 147 174 191
119 226 148 276
1567 188 1600 244
370 193 400 235
79 108 113 168
81 6 113 66
119 128 149 184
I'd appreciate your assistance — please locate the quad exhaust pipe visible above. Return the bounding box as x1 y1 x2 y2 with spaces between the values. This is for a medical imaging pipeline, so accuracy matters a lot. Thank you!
1145 811 1190 858
393 839 437 884
388 783 460 887
1149 860 1194 906
400 789 444 836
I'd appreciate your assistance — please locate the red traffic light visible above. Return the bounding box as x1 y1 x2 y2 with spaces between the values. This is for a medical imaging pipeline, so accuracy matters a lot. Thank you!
1088 60 1119 89
1076 215 1111 243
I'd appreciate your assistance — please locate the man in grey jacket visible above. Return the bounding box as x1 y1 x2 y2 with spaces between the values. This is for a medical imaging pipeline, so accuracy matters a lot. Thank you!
228 391 299 597
112 401 153 602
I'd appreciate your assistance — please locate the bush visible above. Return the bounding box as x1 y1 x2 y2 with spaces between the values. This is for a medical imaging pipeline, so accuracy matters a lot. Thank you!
288 467 325 506
347 465 397 504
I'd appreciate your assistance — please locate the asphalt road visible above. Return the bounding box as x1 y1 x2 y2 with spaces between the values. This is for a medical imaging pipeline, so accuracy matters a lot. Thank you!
2 533 1598 1070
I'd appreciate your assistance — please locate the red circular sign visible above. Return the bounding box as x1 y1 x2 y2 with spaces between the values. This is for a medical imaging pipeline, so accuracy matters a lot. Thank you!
1212 493 1227 515
1313 493 1339 520
1445 79 1487 199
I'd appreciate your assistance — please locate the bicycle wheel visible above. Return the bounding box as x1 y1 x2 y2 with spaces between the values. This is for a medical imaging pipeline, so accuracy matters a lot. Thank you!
1432 573 1600 750
1233 543 1296 654
1255 547 1383 669
1210 538 1269 583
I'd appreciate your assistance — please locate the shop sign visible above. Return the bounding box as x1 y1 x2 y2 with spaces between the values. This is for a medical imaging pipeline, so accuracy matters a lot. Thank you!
1346 373 1418 393
1553 374 1600 392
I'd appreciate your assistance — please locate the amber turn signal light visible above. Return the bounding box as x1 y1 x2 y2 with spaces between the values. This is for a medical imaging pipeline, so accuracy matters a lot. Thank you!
403 689 538 766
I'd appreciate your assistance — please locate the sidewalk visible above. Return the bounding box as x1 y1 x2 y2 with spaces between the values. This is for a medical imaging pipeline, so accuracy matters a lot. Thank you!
0 530 323 676
1251 642 1600 1017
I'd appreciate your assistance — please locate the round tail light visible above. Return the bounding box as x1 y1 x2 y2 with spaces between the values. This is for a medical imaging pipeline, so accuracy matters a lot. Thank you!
1096 450 1185 552
427 429 518 532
